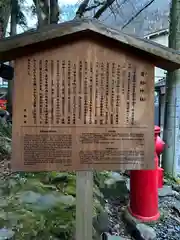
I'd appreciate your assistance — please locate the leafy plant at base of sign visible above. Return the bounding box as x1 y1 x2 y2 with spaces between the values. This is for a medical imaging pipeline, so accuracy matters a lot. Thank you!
0 119 12 155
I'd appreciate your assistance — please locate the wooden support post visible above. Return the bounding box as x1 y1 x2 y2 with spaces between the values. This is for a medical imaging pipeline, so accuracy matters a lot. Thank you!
76 170 93 240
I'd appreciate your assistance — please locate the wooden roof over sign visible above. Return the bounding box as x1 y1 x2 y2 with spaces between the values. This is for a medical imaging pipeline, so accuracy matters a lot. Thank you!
0 18 179 71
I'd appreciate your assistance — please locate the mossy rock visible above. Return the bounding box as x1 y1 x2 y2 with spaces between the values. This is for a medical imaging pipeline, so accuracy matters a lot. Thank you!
0 171 110 239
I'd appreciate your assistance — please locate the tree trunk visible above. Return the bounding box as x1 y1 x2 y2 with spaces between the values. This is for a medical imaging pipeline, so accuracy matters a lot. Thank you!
7 0 17 115
34 0 59 27
33 0 50 27
10 0 17 36
163 0 180 177
75 0 90 19
50 0 59 24
94 0 115 19
0 0 11 37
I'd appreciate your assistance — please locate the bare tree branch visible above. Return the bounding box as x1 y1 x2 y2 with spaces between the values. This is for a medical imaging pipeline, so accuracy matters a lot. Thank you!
121 0 156 30
108 3 117 19
85 2 104 12
75 0 91 19
75 0 115 19
96 0 128 22
93 0 116 19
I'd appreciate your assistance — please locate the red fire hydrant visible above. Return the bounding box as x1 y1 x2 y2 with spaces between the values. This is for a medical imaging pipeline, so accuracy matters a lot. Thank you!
155 126 165 188
128 126 162 222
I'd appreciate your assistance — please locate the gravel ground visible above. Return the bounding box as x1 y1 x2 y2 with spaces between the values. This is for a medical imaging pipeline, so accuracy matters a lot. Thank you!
153 217 180 240
106 193 180 240
152 196 180 240
1 158 180 240
106 198 133 239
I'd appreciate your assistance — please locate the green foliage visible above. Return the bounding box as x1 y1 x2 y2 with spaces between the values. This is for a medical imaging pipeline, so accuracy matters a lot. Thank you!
0 173 74 239
164 172 177 185
0 171 108 239
0 119 11 155
0 0 10 8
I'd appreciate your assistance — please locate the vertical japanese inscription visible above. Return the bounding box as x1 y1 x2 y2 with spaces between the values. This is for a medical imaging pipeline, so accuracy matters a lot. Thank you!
105 63 109 124
25 59 144 128
100 63 104 125
131 68 136 125
27 59 31 76
140 71 146 102
44 60 48 124
67 61 71 124
73 63 76 124
122 69 125 95
89 62 93 124
33 59 37 124
24 59 31 124
126 64 131 124
95 62 98 124
39 60 43 124
51 61 54 124
84 61 88 124
111 63 115 124
62 60 65 124
78 61 82 120
116 65 121 124
56 60 60 124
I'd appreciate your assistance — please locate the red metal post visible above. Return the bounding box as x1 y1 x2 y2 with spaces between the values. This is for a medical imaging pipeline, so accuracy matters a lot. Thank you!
128 126 160 222
155 127 165 188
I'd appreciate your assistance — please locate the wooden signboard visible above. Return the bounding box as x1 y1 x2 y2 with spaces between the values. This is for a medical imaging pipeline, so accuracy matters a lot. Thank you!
12 39 154 171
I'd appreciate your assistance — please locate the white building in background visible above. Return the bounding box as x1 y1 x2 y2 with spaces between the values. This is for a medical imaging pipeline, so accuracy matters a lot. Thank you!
145 28 169 83
144 29 169 136
144 29 180 177
144 29 169 169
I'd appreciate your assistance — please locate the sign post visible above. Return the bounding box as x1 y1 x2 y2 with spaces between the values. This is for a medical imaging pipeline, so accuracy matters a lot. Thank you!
76 171 93 240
